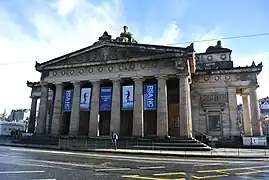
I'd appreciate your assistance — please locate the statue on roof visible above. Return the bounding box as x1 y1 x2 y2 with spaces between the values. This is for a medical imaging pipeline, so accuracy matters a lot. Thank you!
115 26 138 43
206 40 231 53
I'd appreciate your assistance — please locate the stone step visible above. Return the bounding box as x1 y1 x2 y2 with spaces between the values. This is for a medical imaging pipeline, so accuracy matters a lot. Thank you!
151 142 206 147
131 145 212 151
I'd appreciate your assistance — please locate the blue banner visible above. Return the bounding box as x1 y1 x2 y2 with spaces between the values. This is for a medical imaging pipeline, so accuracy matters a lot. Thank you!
62 90 73 112
80 88 92 111
122 85 134 110
100 87 112 111
143 84 157 110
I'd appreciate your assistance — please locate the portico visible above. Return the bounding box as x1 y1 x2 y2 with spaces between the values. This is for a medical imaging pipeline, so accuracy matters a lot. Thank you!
27 28 263 141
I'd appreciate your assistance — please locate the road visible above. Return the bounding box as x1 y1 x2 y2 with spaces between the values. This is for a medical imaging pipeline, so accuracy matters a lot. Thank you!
0 146 269 180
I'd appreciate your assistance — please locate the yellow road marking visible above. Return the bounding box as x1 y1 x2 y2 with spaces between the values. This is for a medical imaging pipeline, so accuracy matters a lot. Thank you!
197 165 269 173
121 175 185 180
236 169 269 175
191 174 229 179
153 172 186 176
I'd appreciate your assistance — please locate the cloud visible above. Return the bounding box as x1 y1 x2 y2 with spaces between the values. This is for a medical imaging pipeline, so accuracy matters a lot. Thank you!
0 0 184 114
191 26 225 53
54 0 77 16
141 23 182 45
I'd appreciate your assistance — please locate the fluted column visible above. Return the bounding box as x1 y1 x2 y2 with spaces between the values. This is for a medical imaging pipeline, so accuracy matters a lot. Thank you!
179 76 192 137
249 87 262 136
28 97 38 133
156 76 168 137
35 83 49 134
132 77 144 137
69 82 81 136
242 94 252 136
110 78 121 135
228 87 240 137
51 83 64 135
89 81 100 136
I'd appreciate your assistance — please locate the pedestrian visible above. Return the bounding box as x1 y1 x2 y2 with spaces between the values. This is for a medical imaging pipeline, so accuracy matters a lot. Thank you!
111 132 118 150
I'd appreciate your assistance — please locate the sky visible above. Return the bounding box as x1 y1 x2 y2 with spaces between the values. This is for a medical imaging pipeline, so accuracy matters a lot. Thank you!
0 0 268 114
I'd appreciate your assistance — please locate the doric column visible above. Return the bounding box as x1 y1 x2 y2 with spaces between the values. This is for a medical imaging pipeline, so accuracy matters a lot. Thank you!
35 83 49 134
28 97 38 133
132 77 144 137
156 76 168 137
45 89 54 134
51 83 64 135
242 94 252 136
179 76 192 137
110 78 121 135
69 81 81 136
228 87 240 137
249 87 262 136
89 81 100 136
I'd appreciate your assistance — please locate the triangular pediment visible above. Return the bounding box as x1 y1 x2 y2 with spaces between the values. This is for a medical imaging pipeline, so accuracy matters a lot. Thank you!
36 41 190 71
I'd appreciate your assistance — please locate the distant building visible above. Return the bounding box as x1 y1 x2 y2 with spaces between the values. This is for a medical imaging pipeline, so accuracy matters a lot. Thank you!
0 121 26 136
259 97 269 116
8 109 28 122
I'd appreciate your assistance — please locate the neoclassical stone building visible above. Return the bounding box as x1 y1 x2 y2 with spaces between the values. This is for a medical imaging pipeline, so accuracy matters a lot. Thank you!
27 30 263 139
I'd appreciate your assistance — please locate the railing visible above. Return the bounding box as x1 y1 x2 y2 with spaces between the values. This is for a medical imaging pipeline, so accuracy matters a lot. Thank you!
192 129 212 143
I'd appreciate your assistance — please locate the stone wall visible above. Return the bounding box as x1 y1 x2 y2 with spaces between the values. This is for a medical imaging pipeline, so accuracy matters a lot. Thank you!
191 74 240 138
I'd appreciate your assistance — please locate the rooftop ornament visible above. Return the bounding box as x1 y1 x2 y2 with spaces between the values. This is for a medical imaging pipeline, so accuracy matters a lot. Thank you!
206 40 232 53
115 26 138 43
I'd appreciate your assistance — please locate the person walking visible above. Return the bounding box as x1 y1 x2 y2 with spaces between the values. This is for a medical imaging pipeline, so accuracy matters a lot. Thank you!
111 132 118 150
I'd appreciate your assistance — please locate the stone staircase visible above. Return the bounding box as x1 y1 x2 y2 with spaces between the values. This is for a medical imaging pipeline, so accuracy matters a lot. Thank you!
13 135 212 151
58 136 212 151
127 137 212 151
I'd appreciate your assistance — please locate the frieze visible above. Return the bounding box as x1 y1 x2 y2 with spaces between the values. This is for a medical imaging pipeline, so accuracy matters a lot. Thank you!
200 93 228 103
49 60 161 78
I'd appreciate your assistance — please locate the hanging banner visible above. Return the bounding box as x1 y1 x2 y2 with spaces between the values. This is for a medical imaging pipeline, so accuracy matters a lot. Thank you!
122 85 134 110
62 90 73 112
80 88 92 111
100 87 112 111
143 84 157 110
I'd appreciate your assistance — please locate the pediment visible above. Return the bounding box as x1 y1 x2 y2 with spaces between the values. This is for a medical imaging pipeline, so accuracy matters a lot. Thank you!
36 42 189 71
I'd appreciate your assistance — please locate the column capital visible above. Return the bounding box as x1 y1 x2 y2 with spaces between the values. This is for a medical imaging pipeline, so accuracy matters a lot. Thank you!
110 78 121 83
241 93 249 97
90 80 100 85
71 81 81 86
40 82 49 87
54 82 63 86
132 77 144 82
156 75 168 80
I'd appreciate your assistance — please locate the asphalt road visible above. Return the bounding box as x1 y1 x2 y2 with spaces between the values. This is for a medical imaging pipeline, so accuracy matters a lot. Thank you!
0 146 269 180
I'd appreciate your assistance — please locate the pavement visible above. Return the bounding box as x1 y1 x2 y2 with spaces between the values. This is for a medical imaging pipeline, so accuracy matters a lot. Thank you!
0 140 269 158
1 146 269 180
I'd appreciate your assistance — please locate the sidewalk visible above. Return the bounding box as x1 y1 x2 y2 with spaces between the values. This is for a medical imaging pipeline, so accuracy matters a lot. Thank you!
0 141 269 158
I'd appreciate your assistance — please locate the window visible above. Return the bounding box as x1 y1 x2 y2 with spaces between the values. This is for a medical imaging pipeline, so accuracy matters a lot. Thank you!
173 116 180 128
208 111 221 131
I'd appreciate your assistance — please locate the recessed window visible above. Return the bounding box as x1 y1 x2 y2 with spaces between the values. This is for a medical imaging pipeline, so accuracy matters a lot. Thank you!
208 111 221 131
